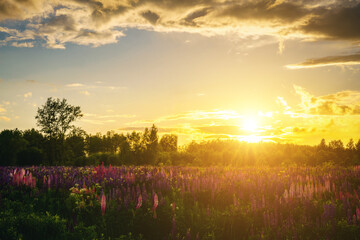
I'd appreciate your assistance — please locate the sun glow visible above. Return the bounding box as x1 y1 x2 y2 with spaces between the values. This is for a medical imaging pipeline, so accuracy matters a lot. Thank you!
242 117 259 132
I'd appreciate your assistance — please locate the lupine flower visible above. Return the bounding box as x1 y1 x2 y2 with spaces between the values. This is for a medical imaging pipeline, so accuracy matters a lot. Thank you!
153 193 158 218
101 192 106 215
48 176 51 190
136 194 142 209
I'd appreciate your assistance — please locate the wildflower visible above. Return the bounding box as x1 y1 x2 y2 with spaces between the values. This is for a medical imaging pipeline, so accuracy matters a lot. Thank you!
153 193 158 218
136 194 142 209
101 192 106 215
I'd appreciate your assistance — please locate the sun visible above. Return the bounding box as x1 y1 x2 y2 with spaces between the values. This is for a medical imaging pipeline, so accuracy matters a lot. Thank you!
242 117 259 132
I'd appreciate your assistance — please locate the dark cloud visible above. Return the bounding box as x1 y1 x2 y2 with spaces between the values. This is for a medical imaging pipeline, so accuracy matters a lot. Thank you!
219 1 308 23
287 53 360 68
2 0 360 48
90 4 127 24
41 15 76 33
301 3 360 41
141 10 159 25
183 7 212 26
0 1 22 20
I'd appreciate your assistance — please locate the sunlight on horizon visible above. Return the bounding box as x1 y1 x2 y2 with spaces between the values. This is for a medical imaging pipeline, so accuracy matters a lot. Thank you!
242 116 259 132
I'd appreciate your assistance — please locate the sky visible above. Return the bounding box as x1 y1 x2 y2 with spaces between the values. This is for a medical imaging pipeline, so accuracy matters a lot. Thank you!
1 0 360 146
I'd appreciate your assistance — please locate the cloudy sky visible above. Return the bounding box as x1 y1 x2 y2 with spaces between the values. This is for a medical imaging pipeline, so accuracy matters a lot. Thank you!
1 0 360 145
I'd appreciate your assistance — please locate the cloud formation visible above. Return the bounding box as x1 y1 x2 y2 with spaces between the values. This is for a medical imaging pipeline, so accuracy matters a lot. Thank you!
287 53 360 69
23 92 32 98
0 116 10 122
1 0 360 49
294 85 360 115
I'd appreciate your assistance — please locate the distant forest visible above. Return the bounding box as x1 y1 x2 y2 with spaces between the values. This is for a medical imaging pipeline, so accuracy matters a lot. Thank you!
1 126 359 167
1 97 359 167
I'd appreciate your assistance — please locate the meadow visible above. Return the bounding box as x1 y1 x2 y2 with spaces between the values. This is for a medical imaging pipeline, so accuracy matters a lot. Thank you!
2 164 360 240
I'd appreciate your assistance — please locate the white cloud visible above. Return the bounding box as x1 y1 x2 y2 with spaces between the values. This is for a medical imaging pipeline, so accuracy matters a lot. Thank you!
24 92 32 98
11 42 34 48
66 83 84 87
79 90 90 96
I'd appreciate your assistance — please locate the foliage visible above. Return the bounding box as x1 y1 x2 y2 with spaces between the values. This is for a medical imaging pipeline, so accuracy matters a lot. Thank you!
2 165 360 239
1 125 360 166
36 97 83 139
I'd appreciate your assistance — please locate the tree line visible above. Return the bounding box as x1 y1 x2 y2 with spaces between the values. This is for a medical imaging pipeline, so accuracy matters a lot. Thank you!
0 97 359 167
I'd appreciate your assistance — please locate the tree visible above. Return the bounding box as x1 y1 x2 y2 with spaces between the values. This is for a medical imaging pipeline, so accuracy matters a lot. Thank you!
160 134 178 152
65 128 86 164
36 97 83 139
347 138 355 151
318 138 327 150
35 97 83 165
86 133 105 155
328 140 344 151
0 129 27 166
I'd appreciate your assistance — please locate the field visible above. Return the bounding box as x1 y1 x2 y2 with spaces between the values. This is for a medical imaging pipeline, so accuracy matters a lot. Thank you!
1 165 360 240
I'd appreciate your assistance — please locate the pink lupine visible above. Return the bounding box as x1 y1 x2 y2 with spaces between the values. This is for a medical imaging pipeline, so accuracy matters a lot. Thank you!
20 169 25 184
136 194 142 209
101 192 106 215
153 193 158 218
48 176 51 190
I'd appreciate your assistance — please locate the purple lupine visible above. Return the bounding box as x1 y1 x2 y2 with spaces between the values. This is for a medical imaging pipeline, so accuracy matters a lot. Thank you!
153 193 158 218
101 192 106 215
136 194 142 209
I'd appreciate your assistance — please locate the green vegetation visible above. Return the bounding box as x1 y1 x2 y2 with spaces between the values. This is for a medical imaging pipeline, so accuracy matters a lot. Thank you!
1 97 360 167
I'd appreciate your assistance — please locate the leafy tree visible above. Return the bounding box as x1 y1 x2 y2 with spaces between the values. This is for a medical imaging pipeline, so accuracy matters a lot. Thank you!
23 128 45 149
35 97 83 165
142 125 159 164
65 128 86 164
347 138 355 150
0 129 27 166
329 140 344 151
35 97 83 139
86 133 105 155
17 147 44 166
159 134 178 152
318 138 327 150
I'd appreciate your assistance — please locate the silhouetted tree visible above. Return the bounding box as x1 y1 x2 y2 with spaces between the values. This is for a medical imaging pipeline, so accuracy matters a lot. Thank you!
86 133 105 155
65 128 86 165
318 138 327 150
329 140 344 151
36 97 83 165
0 129 27 166
160 134 178 152
36 98 83 139
347 139 355 150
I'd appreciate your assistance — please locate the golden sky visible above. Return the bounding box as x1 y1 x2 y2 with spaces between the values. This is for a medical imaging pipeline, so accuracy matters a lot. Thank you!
1 0 360 145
